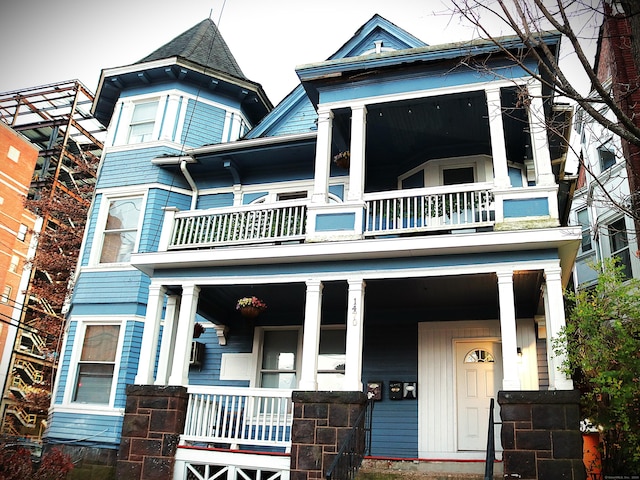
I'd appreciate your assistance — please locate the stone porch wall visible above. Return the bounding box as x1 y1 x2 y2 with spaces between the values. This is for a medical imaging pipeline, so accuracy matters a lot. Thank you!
115 385 188 480
498 390 586 480
290 391 368 480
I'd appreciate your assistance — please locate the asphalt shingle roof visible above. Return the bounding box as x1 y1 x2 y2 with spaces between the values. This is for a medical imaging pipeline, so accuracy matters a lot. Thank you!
138 18 247 80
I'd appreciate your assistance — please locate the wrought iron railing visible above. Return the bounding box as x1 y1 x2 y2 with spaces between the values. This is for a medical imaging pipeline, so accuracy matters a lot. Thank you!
325 400 374 480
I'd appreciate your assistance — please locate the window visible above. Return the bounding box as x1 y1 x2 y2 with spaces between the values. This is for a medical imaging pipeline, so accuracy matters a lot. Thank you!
17 224 27 242
464 348 495 363
443 166 475 185
577 208 592 252
99 196 143 264
127 101 158 144
317 329 346 390
73 324 120 404
1 285 11 304
260 329 298 389
9 255 19 273
598 146 616 171
608 218 632 279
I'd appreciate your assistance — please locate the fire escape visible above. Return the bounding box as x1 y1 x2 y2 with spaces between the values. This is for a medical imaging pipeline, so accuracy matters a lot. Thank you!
0 80 106 439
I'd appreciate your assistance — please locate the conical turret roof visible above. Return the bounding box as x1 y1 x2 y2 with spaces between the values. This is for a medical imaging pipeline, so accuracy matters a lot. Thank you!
138 18 247 80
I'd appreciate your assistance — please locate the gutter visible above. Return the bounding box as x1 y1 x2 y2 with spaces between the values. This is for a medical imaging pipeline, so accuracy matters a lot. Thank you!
180 157 199 210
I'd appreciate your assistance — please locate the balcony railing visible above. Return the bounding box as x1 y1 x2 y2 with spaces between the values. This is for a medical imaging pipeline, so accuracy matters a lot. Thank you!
182 386 293 451
364 183 495 236
169 201 307 249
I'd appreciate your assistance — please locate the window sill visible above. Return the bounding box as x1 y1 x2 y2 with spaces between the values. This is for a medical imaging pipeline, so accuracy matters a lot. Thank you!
50 404 125 416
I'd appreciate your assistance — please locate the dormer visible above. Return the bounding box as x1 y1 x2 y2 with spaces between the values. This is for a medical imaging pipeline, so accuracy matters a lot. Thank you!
91 19 272 149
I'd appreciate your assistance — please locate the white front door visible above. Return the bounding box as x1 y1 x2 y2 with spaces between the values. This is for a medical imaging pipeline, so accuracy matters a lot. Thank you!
456 341 502 451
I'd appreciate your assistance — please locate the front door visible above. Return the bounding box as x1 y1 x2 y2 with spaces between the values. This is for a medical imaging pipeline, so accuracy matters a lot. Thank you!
456 341 502 451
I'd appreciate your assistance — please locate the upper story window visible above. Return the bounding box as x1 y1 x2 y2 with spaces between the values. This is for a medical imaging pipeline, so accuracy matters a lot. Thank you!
608 218 632 279
598 144 616 172
17 224 28 242
97 196 143 264
1 285 11 304
128 101 158 144
577 208 592 252
72 323 121 404
443 166 475 185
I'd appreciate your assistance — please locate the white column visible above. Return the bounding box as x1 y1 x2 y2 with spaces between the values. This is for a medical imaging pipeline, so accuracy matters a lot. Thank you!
345 279 366 391
135 285 166 384
485 88 511 189
347 105 367 201
299 280 323 390
155 294 180 386
543 267 573 390
167 284 200 386
497 270 521 390
311 108 333 204
527 82 556 186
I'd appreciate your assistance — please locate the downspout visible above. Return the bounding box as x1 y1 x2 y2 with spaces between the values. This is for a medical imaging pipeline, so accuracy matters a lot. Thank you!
180 158 199 210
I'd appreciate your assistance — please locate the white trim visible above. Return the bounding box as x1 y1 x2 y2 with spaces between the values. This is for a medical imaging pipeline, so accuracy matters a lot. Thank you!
50 405 125 416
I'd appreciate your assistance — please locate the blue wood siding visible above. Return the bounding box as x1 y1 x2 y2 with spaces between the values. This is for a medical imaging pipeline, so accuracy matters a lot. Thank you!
45 410 123 449
54 321 77 405
70 270 150 317
503 198 549 218
96 146 187 189
181 99 225 147
268 97 317 136
115 321 144 407
348 29 414 56
196 192 234 210
363 316 418 458
139 189 191 254
81 193 102 266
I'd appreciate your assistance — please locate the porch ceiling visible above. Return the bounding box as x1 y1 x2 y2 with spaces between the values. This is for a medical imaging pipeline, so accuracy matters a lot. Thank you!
191 270 544 327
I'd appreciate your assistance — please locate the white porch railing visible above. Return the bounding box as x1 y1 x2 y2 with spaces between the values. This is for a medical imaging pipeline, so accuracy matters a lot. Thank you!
182 386 293 450
169 201 307 249
364 183 495 235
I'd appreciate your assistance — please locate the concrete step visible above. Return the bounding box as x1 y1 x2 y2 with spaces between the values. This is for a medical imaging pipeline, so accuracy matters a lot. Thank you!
357 458 503 480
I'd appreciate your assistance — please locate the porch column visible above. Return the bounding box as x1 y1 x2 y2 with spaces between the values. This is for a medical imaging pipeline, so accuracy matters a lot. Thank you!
135 284 166 385
345 279 366 391
497 270 520 390
154 294 180 386
311 108 333 204
299 280 323 390
167 283 200 386
485 87 511 189
543 267 573 390
527 81 556 186
347 105 367 201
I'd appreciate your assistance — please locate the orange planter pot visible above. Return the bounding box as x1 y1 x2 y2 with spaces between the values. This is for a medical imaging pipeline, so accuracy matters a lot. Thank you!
583 432 602 478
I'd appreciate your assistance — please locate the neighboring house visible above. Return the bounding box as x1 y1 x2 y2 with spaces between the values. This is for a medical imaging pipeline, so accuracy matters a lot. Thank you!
0 81 106 442
570 5 640 288
44 16 581 480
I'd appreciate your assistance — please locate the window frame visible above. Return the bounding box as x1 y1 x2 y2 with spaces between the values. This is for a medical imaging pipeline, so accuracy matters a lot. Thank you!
1 285 11 304
597 140 617 172
608 217 632 279
577 208 592 253
90 192 146 266
127 100 160 144
65 318 126 408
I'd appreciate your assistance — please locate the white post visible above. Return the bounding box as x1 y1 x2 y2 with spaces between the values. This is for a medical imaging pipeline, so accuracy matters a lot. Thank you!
135 284 166 384
497 270 521 390
527 82 556 186
167 284 200 386
347 105 367 202
543 267 573 390
311 108 333 204
155 294 180 386
345 279 366 391
299 280 323 390
485 87 511 189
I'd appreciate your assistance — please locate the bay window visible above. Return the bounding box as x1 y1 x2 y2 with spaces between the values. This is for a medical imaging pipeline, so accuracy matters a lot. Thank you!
98 196 143 264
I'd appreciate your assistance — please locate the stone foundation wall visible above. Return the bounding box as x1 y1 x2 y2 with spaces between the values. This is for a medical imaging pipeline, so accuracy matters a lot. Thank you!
290 391 367 480
498 390 586 480
115 385 188 480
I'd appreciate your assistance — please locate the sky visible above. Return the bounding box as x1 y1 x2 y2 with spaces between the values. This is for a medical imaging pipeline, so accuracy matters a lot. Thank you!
0 0 600 106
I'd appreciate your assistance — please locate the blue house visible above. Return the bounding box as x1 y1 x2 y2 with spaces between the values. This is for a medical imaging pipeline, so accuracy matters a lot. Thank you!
45 15 581 480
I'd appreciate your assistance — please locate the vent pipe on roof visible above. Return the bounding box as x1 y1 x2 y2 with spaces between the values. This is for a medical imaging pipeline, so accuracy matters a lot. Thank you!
180 158 199 210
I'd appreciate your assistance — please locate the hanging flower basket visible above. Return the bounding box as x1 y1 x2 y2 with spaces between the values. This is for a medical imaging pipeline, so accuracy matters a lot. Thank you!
236 296 267 318
333 151 350 169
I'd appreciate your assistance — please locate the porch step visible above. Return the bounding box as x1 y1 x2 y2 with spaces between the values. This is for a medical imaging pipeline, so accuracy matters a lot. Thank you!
357 458 503 480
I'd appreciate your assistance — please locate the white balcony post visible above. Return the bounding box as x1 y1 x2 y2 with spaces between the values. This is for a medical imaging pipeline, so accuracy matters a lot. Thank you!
347 105 367 202
527 82 556 186
543 267 573 390
158 207 178 252
155 294 180 386
168 284 200 386
485 87 511 189
345 279 366 391
311 108 333 204
299 280 323 390
135 284 166 384
497 270 521 390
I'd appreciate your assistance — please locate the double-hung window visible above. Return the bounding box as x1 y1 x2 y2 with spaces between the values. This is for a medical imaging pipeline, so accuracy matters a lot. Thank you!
73 324 120 404
99 196 143 264
598 144 616 172
128 101 158 144
608 218 632 279
577 208 592 253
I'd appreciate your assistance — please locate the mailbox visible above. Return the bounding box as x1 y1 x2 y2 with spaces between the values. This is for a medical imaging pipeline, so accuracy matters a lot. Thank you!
389 381 403 400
